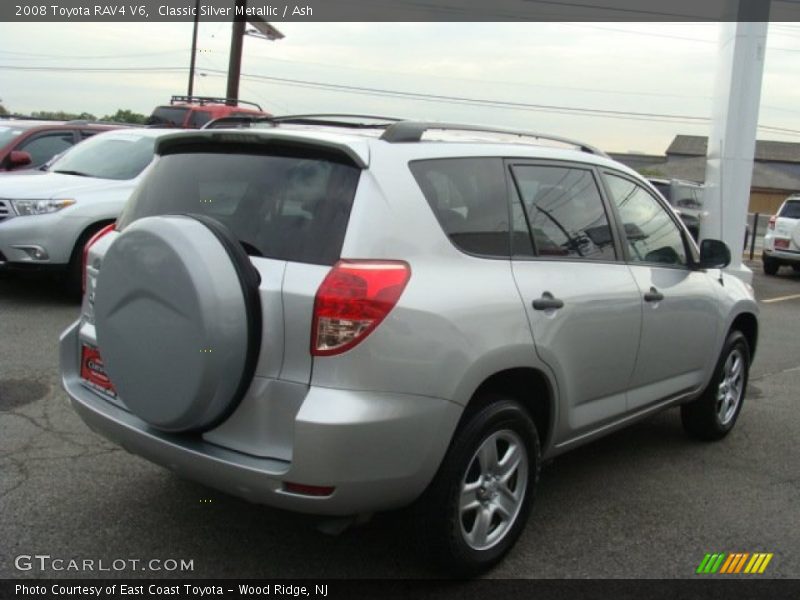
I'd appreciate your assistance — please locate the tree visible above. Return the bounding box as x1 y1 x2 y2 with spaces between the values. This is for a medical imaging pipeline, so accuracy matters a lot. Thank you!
30 110 97 121
100 109 148 124
0 104 8 116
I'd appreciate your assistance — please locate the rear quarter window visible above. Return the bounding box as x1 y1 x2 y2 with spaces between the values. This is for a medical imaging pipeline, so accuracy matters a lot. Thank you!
409 158 510 257
118 149 361 266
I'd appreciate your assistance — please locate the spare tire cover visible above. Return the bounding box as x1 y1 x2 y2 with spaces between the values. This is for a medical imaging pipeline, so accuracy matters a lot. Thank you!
95 215 261 432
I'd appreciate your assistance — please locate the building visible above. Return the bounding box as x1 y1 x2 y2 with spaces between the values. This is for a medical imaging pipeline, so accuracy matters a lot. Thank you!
611 135 800 214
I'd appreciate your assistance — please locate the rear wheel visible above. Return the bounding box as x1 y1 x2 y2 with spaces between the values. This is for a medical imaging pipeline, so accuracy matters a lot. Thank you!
763 256 780 276
681 330 750 441
419 396 540 576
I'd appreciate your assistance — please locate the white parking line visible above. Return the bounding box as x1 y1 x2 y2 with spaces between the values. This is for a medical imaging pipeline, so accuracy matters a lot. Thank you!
761 293 800 304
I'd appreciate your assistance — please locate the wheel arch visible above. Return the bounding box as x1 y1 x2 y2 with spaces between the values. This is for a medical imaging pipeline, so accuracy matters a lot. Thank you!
460 367 556 454
730 312 758 360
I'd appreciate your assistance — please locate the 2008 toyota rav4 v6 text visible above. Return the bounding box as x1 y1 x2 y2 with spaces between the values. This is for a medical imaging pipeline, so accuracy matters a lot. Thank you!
60 117 759 575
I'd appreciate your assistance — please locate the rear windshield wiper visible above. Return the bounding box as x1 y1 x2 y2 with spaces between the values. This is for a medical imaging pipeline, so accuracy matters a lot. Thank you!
53 170 91 177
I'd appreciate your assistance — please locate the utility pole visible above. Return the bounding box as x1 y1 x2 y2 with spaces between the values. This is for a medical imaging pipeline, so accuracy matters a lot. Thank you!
187 0 200 96
226 0 247 104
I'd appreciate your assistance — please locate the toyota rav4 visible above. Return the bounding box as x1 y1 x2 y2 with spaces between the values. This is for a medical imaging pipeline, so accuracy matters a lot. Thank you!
60 117 759 575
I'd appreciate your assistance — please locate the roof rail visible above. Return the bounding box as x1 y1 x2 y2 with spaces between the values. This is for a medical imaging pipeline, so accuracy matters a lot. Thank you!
269 114 404 128
170 95 263 111
203 113 405 131
380 121 608 157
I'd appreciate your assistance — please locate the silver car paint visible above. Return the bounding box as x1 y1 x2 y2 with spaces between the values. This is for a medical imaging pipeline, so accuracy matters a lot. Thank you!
61 129 759 515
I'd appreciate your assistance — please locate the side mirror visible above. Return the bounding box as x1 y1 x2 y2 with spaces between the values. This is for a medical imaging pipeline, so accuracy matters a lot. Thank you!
9 150 33 168
698 239 731 269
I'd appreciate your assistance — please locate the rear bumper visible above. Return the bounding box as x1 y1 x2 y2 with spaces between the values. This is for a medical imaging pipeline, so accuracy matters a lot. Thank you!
60 320 461 516
763 246 800 263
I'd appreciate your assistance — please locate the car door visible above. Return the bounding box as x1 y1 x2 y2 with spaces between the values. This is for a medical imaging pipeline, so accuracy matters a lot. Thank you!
508 162 642 438
601 171 719 410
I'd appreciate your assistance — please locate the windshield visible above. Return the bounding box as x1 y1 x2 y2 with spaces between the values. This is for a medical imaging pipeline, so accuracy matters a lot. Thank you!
0 126 25 147
50 134 155 180
147 107 188 127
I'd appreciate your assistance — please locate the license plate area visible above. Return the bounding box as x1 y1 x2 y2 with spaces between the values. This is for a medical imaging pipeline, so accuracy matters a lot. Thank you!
80 344 117 398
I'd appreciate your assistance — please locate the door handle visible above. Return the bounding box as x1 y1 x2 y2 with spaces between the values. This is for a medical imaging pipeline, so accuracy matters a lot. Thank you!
644 287 664 303
532 292 564 311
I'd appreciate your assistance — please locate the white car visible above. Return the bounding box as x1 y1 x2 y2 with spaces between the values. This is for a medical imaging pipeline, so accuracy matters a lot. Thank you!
763 195 800 275
0 128 171 292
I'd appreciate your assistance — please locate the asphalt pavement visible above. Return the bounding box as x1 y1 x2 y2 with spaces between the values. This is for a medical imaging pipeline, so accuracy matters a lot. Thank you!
1 261 798 579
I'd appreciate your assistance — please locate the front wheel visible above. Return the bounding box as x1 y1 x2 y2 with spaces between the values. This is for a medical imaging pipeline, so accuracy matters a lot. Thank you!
681 330 750 441
419 396 540 576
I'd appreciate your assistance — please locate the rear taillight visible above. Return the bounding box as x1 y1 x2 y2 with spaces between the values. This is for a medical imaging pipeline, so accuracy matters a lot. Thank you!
311 260 411 357
768 215 777 231
82 223 116 295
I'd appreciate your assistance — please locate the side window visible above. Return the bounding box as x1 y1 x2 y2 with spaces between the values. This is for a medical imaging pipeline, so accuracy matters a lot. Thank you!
511 164 616 261
18 132 75 166
604 173 687 266
409 158 510 257
189 110 213 128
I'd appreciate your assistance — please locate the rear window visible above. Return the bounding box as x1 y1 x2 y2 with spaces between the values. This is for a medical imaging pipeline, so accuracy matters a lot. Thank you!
780 200 800 219
148 107 189 127
409 158 510 257
118 151 361 266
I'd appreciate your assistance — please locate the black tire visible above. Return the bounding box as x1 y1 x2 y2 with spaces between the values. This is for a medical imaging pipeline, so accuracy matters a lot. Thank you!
792 264 800 273
62 223 113 299
681 331 750 441
763 256 780 276
418 396 540 576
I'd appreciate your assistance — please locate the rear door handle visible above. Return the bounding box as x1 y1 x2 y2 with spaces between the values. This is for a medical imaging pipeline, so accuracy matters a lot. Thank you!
644 287 664 303
532 292 564 311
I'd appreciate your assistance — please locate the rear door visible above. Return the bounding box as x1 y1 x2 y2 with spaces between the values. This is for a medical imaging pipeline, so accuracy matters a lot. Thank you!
116 141 362 385
601 171 719 409
508 161 642 436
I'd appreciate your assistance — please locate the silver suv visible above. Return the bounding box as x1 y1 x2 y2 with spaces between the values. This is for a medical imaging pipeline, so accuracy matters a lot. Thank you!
60 118 759 575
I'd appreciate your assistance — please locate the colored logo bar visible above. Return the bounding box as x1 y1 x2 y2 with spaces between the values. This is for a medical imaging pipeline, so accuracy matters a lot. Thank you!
696 553 773 574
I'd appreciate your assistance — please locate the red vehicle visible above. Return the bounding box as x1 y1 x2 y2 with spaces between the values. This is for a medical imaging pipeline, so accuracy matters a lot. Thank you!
0 120 119 172
147 96 270 129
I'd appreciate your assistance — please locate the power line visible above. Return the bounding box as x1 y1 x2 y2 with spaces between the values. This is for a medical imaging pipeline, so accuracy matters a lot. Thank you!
2 63 798 136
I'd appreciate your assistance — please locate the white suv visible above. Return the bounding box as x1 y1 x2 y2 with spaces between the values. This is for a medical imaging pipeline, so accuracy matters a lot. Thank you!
763 195 800 275
0 129 169 292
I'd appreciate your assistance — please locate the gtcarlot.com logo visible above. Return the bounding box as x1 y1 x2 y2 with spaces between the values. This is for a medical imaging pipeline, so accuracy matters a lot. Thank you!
14 554 194 573
696 552 773 575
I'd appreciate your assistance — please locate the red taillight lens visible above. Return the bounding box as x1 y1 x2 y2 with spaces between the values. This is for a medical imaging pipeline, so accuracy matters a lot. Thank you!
82 223 116 295
311 260 411 356
768 216 777 231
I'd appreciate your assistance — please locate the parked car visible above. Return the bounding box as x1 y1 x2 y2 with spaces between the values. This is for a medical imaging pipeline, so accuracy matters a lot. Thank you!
0 120 120 172
762 194 800 275
648 178 707 240
0 128 170 291
61 118 759 575
146 95 270 129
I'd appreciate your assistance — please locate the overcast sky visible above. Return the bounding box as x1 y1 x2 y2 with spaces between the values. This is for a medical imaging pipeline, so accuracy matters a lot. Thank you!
1 21 799 153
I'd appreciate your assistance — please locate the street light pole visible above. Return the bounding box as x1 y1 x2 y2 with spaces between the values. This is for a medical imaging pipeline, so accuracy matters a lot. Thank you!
187 0 200 96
